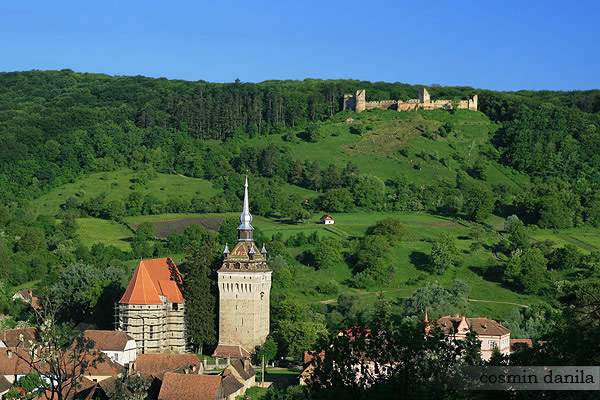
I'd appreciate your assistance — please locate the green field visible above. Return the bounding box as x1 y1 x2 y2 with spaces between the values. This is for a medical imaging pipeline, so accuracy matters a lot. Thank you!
76 218 133 250
33 169 220 215
32 107 598 323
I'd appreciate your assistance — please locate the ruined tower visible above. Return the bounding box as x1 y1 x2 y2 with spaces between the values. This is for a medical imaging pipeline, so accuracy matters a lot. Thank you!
355 89 366 113
419 88 430 104
214 177 271 357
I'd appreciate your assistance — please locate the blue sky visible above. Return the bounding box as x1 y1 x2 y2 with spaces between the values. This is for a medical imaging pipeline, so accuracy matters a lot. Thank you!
1 0 598 91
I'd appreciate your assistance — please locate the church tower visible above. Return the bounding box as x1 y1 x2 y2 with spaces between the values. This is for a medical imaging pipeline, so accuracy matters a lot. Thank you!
213 176 272 358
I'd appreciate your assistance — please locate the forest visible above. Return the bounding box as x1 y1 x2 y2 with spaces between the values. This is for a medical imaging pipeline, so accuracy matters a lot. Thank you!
0 70 599 398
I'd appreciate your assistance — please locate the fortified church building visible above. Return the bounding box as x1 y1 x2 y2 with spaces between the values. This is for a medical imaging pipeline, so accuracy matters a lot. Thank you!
214 177 272 358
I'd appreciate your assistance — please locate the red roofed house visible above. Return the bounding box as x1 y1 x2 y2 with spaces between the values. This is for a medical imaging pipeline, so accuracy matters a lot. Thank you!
320 215 335 225
83 330 138 366
115 258 186 354
437 315 511 361
158 372 223 400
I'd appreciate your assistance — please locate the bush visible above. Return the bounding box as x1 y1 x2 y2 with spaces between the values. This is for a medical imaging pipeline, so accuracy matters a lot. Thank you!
317 280 340 295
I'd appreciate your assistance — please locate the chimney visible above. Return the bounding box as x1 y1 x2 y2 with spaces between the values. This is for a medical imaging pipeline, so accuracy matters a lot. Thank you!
7 349 12 359
243 359 250 373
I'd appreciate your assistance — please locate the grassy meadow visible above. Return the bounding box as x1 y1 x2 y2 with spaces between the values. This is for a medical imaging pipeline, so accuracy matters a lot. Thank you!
30 108 598 322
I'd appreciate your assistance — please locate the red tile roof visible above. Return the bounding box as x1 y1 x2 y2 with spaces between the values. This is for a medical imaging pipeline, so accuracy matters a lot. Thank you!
0 327 40 348
119 258 185 305
133 354 201 378
437 316 511 336
212 345 251 359
158 373 222 400
0 347 33 375
83 330 134 352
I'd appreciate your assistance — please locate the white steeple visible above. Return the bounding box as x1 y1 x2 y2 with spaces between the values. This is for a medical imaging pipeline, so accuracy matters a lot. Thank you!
238 175 254 232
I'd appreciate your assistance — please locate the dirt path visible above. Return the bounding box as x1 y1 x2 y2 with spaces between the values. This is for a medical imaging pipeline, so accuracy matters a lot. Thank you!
318 289 529 308
319 288 411 304
467 298 528 308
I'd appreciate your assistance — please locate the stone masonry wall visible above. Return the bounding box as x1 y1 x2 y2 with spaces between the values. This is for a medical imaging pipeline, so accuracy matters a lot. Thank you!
343 89 478 113
218 271 271 352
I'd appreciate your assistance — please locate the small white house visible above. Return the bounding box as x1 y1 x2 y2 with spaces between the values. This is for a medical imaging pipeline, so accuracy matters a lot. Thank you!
320 215 335 225
83 330 138 366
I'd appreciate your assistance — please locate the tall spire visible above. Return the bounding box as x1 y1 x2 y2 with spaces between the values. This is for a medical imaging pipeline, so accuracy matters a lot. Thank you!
237 175 254 240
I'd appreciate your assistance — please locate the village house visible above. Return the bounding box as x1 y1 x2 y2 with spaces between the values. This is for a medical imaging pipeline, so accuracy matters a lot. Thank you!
83 330 138 366
320 214 335 225
436 315 511 361
0 327 39 348
132 353 203 379
158 372 223 400
115 257 186 355
11 289 41 311
220 359 256 400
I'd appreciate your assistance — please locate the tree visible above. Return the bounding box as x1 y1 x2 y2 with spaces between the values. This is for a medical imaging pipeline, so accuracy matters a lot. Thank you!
351 175 385 210
313 239 343 269
184 241 218 354
14 310 104 400
256 338 277 364
324 164 341 189
403 280 470 317
310 161 323 192
317 188 353 212
52 263 107 324
548 244 583 270
506 220 530 252
305 123 322 142
217 216 239 246
429 234 460 274
135 222 155 240
365 218 407 245
504 247 547 293
463 182 495 222
308 319 481 399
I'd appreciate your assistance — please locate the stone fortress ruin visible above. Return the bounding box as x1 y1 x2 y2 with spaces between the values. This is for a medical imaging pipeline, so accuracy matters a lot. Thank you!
343 88 478 113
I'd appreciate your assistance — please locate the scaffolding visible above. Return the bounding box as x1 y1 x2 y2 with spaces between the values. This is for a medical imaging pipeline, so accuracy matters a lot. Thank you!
114 300 186 354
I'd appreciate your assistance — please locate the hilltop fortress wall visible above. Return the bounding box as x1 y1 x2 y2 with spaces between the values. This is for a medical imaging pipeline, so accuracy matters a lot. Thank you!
343 88 478 113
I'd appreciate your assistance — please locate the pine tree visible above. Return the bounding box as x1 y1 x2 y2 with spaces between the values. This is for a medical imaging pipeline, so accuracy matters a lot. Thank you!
184 240 219 354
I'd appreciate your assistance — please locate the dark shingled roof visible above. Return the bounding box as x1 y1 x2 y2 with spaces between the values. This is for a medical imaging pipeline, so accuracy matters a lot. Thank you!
437 316 511 336
158 373 222 400
230 358 255 381
221 373 244 398
0 375 12 394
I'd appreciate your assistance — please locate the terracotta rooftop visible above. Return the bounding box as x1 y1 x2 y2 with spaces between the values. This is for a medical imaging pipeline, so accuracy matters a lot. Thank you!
0 327 40 347
83 330 134 352
81 352 124 377
0 347 34 375
158 373 222 400
133 354 201 378
41 376 96 400
119 258 185 305
320 215 334 220
212 344 251 359
437 316 511 336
